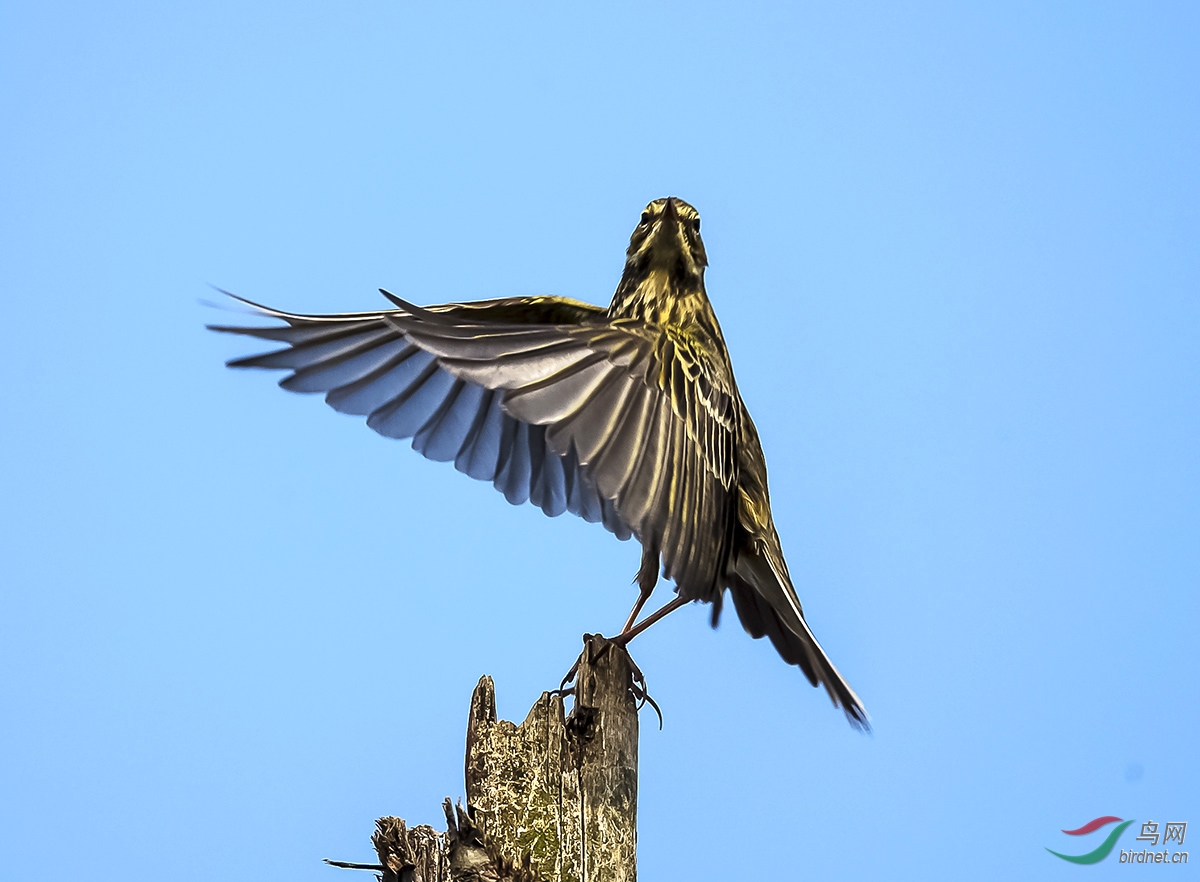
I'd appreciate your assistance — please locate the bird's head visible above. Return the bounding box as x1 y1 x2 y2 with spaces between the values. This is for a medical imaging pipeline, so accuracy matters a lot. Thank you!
608 197 710 321
624 196 708 284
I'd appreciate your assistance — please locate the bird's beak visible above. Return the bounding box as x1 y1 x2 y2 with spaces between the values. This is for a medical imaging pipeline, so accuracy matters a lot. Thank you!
650 197 684 252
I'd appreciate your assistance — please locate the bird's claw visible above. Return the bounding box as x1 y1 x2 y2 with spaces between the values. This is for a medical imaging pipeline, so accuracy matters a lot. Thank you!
557 655 582 693
627 655 664 730
555 639 663 729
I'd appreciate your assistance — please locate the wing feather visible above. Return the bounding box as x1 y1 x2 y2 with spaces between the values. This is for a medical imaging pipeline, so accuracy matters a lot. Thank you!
563 442 605 524
530 431 568 517
502 353 613 425
495 419 532 505
230 325 394 372
212 317 379 347
365 361 455 440
413 379 486 463
213 295 738 599
615 392 669 536
325 346 433 416
587 382 652 502
454 389 504 481
282 336 413 394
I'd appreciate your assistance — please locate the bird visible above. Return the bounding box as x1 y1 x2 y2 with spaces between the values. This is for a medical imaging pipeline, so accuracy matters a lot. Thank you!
209 196 868 728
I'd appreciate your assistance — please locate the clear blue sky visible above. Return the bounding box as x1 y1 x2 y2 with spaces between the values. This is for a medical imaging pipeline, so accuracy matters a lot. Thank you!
2 3 1196 879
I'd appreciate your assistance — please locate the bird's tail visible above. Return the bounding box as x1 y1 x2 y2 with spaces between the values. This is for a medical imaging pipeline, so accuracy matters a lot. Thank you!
729 546 869 730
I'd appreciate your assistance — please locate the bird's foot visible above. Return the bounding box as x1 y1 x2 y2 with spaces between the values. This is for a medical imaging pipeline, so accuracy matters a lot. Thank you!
626 653 664 729
554 655 582 694
551 636 663 729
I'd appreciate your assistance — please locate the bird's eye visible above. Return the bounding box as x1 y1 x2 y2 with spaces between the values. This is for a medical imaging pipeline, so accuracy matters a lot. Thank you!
693 218 701 232
641 211 653 225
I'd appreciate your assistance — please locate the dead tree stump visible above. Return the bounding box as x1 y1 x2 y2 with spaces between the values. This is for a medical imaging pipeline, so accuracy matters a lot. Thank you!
335 634 639 882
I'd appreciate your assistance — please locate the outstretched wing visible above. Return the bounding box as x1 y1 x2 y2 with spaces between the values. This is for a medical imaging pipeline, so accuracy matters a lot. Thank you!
210 291 739 600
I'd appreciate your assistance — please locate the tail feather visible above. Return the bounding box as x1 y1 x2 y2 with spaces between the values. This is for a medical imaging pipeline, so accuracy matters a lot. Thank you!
731 553 869 730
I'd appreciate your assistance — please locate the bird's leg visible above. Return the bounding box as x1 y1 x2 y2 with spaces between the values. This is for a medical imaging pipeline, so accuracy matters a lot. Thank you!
620 589 653 635
613 596 689 646
620 543 660 634
558 546 663 694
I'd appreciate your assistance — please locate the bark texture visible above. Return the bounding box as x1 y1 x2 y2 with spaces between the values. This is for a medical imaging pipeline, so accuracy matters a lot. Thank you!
332 635 638 882
466 634 638 882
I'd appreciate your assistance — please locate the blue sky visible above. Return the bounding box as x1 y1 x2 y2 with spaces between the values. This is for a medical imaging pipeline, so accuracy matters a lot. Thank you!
1 2 1196 879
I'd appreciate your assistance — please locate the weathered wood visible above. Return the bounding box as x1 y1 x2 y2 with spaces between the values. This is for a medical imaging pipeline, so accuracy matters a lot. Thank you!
442 799 543 882
568 635 638 879
370 816 446 882
331 635 638 882
465 634 638 882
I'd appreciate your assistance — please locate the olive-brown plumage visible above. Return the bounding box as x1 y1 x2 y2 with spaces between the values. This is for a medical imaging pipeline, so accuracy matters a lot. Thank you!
210 197 868 728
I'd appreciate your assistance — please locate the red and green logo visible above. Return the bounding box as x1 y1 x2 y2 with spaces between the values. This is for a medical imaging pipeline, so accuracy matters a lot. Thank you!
1046 816 1134 864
